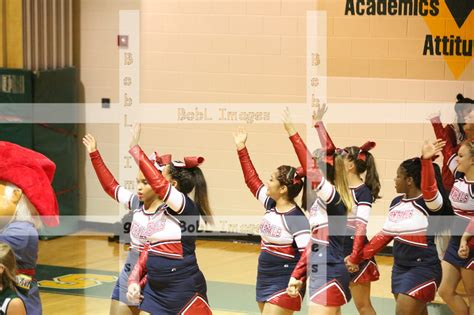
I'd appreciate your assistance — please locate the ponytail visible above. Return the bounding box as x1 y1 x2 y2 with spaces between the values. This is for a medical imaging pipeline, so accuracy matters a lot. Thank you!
333 154 353 213
168 164 213 225
345 146 381 202
191 167 213 225
364 152 381 202
454 93 474 139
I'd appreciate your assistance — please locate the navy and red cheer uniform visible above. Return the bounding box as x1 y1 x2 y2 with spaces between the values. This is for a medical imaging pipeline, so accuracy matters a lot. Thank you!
440 139 474 269
361 159 444 303
127 145 211 314
313 121 379 284
345 184 380 283
288 132 351 307
237 147 310 311
88 150 142 306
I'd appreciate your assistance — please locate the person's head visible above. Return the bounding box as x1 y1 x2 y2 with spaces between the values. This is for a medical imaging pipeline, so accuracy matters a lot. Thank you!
0 182 41 229
456 140 474 174
455 94 474 136
310 149 353 212
0 242 17 291
343 145 381 202
164 163 213 224
265 166 304 204
0 182 21 220
395 158 422 194
136 172 160 205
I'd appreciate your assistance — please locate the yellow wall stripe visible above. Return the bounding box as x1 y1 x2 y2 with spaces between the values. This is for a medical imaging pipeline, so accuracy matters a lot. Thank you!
6 0 23 68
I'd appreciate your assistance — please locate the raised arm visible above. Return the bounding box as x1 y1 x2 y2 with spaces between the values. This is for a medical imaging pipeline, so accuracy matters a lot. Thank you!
430 113 457 177
233 128 269 206
282 108 315 174
127 124 188 213
313 104 336 155
421 139 446 212
83 134 138 210
129 144 188 214
429 114 447 141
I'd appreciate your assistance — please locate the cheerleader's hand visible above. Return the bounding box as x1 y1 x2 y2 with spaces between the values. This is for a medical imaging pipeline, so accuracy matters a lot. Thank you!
344 256 359 273
312 103 328 124
426 110 441 120
421 139 446 160
82 134 97 153
287 277 303 298
233 127 248 150
458 236 470 259
127 283 141 304
282 107 297 136
129 123 141 149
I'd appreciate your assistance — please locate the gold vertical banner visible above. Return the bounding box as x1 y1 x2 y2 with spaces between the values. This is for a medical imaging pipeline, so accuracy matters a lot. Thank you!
0 0 5 67
6 0 23 68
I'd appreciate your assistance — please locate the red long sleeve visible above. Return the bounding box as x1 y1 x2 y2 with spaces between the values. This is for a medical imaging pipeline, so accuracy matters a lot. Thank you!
287 133 323 189
314 121 336 154
291 240 311 282
288 133 315 174
349 222 367 264
237 147 264 197
89 150 119 200
421 159 442 210
361 232 393 260
129 145 170 199
129 243 149 288
430 116 446 140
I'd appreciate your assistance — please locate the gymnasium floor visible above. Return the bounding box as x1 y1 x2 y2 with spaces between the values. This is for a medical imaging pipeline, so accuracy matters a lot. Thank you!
38 232 452 314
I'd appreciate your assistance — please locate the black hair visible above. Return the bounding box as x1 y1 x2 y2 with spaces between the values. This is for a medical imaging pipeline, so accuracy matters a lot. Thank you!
345 146 381 202
454 94 474 139
276 165 304 204
168 164 213 224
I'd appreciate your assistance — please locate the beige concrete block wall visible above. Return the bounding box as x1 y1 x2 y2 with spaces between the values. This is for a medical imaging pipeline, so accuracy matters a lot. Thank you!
79 0 473 237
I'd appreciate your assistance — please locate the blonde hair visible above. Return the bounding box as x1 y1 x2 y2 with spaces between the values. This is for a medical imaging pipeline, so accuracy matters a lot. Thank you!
4 183 42 229
0 242 17 291
461 140 474 157
333 154 353 213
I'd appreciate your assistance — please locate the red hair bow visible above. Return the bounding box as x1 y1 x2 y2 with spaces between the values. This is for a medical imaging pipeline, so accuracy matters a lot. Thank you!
357 141 376 161
150 152 205 169
292 167 305 185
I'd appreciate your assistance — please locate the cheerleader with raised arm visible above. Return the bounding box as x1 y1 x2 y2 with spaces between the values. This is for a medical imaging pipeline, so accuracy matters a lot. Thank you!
436 137 474 315
284 118 353 314
283 106 380 315
233 128 310 315
348 140 448 315
83 127 212 315
125 124 212 314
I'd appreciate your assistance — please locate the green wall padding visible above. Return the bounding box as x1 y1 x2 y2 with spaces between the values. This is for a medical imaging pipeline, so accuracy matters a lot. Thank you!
0 69 33 148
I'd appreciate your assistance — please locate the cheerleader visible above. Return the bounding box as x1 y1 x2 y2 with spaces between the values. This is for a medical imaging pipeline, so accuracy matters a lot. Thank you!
284 122 353 314
233 128 310 315
125 124 212 314
437 138 474 314
0 242 26 315
283 106 380 315
429 94 474 192
348 140 447 315
83 130 208 315
83 134 151 315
